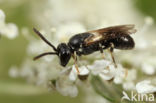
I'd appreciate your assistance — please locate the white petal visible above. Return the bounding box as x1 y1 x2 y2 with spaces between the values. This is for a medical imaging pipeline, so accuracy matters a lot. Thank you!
99 72 114 80
4 23 18 39
99 64 115 80
69 65 77 81
144 16 154 26
56 78 78 97
68 85 78 97
79 66 89 75
142 63 155 75
0 9 5 23
136 80 156 94
0 9 18 39
69 66 89 81
88 59 111 75
114 77 123 84
126 69 137 81
123 82 135 90
113 64 126 84
88 60 117 81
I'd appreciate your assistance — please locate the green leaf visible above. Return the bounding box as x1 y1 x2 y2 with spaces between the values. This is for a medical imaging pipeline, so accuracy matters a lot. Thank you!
91 75 131 103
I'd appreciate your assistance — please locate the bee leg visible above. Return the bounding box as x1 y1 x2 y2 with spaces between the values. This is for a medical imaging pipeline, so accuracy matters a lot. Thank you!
99 43 105 59
72 52 80 74
110 43 117 68
100 48 105 59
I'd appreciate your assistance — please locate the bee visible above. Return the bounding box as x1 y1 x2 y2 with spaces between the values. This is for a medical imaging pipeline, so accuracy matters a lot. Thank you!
33 24 136 73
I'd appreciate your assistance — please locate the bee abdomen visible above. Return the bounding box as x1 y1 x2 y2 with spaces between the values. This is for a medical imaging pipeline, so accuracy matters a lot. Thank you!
113 35 135 50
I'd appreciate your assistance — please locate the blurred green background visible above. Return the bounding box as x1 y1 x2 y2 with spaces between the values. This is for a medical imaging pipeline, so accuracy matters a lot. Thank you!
0 0 155 103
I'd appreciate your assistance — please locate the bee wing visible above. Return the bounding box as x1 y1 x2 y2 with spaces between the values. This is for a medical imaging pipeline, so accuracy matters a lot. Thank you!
84 24 136 45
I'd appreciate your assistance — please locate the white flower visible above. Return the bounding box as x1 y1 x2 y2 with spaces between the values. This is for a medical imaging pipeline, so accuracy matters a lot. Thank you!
136 80 156 94
113 64 126 84
88 59 136 90
122 69 136 90
56 80 78 97
142 63 155 75
0 9 5 23
56 68 78 97
27 40 55 62
3 23 18 39
69 65 89 81
99 64 115 80
123 82 135 91
0 9 18 39
88 60 111 75
19 60 37 83
144 16 154 26
88 59 125 81
55 65 89 97
9 66 19 78
55 22 86 43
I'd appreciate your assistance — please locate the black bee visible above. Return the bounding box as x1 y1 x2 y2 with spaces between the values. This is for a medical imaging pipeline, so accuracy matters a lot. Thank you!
33 24 136 73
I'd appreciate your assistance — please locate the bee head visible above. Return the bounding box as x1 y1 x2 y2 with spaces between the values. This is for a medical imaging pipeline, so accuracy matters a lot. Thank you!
57 43 71 67
33 28 71 67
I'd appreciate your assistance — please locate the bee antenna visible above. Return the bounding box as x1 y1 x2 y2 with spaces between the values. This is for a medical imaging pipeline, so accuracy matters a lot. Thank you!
33 52 57 60
33 28 57 52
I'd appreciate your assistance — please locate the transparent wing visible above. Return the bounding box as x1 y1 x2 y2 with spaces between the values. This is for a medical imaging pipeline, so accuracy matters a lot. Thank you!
84 24 136 45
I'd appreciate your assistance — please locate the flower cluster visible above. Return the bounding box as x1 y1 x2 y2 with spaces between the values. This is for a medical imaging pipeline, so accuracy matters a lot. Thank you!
0 9 18 39
9 0 156 102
